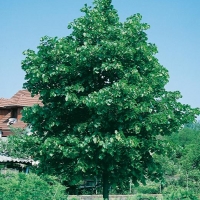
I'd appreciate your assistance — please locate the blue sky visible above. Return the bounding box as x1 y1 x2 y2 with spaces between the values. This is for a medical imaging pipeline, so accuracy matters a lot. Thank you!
0 0 200 111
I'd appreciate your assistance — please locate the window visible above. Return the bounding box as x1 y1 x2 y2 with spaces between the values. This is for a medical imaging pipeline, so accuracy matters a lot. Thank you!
11 108 17 118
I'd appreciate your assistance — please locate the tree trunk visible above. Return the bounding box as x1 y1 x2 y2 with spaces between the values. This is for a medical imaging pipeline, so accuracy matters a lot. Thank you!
102 171 109 200
186 172 189 191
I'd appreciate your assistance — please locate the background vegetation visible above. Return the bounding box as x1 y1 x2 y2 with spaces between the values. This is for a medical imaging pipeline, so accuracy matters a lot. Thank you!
0 172 67 200
1 123 200 199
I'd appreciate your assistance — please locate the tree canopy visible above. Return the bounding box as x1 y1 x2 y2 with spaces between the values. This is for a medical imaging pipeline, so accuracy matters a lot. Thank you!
21 0 199 199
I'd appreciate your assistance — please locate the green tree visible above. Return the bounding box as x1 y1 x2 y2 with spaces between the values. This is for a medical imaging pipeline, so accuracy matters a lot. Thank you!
168 125 200 148
21 0 199 199
155 124 200 196
180 140 200 193
0 127 39 159
0 127 56 176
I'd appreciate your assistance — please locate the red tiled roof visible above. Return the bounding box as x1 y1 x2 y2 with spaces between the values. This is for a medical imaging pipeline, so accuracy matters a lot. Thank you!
8 90 42 107
0 98 11 108
0 90 42 108
0 90 42 135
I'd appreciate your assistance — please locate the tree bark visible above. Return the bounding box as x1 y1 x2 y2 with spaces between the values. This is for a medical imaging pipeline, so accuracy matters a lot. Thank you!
102 171 109 200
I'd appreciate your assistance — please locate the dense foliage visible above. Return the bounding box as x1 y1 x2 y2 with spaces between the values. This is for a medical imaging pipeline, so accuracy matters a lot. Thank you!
17 0 200 199
130 123 200 199
161 124 200 197
0 127 37 159
0 172 67 200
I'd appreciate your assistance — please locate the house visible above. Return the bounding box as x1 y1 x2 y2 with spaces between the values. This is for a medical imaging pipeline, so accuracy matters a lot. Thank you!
0 90 41 172
0 90 42 137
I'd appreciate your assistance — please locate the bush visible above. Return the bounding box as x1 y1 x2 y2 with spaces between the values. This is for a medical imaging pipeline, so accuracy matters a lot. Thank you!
136 184 160 194
136 195 158 200
0 172 67 200
163 188 198 200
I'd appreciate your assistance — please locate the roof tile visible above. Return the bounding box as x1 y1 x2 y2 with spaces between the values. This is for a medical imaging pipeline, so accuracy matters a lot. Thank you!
8 90 42 107
0 98 11 108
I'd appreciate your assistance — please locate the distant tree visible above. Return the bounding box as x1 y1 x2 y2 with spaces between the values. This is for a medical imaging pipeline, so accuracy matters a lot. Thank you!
21 0 199 199
168 124 200 148
0 127 54 176
155 124 200 195
0 127 37 159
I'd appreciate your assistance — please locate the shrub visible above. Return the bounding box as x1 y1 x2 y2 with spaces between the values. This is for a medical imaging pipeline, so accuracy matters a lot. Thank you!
163 188 198 200
136 195 158 200
0 172 67 200
136 184 160 194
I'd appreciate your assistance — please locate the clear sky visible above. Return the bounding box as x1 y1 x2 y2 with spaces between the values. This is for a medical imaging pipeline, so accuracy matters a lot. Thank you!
0 0 200 111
